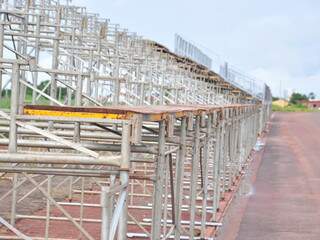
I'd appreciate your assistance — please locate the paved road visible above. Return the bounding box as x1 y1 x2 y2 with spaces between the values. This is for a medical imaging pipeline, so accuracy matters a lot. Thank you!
236 112 320 240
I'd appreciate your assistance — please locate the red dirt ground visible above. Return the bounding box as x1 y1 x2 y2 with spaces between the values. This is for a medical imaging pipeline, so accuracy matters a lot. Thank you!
230 112 320 240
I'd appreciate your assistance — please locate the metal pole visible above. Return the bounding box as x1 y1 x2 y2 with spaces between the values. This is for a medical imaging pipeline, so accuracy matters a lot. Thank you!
174 117 186 240
189 116 200 239
74 74 82 141
201 114 212 238
101 186 111 240
9 63 19 153
50 7 61 105
118 122 131 240
0 22 3 101
32 14 41 104
151 120 166 239
9 63 19 226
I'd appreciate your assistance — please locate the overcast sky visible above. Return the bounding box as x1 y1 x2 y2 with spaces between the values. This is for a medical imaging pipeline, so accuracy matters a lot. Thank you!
73 0 320 97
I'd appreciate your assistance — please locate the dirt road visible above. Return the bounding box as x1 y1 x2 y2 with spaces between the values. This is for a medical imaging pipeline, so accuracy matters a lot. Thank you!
236 112 320 240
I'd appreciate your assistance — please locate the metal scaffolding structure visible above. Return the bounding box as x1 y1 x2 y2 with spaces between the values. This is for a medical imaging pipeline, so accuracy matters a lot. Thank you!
0 0 272 239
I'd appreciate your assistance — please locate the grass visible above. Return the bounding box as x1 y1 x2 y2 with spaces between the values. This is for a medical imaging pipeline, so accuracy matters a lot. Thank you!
0 94 51 109
0 97 10 109
272 103 318 112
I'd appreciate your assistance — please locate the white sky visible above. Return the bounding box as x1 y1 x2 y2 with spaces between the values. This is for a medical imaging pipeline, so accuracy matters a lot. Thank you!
73 0 320 98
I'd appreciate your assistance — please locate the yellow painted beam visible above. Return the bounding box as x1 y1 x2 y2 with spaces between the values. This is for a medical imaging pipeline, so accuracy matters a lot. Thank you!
24 109 127 120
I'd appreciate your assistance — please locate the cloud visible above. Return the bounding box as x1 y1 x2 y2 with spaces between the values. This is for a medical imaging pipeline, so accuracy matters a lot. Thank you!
71 0 320 98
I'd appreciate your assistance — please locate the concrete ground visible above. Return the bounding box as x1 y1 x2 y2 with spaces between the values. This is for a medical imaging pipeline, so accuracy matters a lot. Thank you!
235 112 320 240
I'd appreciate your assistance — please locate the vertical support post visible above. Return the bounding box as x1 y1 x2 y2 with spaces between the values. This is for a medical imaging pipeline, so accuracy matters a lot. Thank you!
212 112 222 221
259 105 263 134
140 82 145 105
87 72 94 104
73 74 82 141
75 74 83 105
220 109 227 198
45 175 52 239
17 16 28 114
151 120 166 240
9 63 19 226
174 117 187 240
201 114 212 238
118 122 131 240
0 22 3 101
79 177 85 228
189 116 200 239
147 70 152 104
32 14 41 104
113 72 120 105
101 186 112 240
109 174 116 229
50 7 61 105
113 27 120 105
94 37 102 100
9 63 19 153
163 156 169 237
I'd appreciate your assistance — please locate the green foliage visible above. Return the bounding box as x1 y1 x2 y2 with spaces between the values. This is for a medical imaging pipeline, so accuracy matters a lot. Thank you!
1 89 10 97
272 96 279 101
0 96 10 109
272 103 317 112
289 93 308 105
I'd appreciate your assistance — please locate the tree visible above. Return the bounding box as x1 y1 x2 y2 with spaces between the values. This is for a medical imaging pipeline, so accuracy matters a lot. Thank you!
308 92 316 100
289 92 308 105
